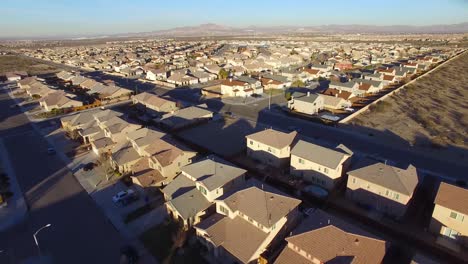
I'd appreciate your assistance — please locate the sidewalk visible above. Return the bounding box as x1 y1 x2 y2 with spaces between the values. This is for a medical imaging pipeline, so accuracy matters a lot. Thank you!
0 138 27 231
8 91 158 264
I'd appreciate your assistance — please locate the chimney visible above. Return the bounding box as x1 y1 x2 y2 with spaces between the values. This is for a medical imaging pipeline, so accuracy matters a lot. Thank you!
307 91 310 97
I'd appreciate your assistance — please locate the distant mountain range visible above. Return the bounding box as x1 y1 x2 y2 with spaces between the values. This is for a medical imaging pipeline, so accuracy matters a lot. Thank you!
2 22 467 41
117 22 468 37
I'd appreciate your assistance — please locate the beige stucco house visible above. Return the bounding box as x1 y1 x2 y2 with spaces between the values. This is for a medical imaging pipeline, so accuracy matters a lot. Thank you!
346 162 419 219
162 156 246 227
430 182 468 248
288 92 324 115
194 185 301 264
290 140 353 190
246 129 298 168
143 138 197 183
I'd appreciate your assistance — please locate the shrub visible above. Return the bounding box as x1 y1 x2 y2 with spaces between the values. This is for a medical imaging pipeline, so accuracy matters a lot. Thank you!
370 100 391 112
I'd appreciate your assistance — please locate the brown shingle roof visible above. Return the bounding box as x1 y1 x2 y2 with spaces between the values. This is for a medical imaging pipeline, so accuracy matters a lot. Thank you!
322 88 353 100
221 79 248 87
282 225 387 264
195 214 269 263
246 129 297 150
144 139 184 167
358 83 372 91
224 186 301 228
348 162 419 196
131 158 165 187
435 182 468 215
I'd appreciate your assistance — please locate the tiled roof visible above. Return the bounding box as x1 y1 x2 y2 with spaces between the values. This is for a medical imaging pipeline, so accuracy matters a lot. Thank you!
348 162 419 195
434 182 468 215
246 129 297 150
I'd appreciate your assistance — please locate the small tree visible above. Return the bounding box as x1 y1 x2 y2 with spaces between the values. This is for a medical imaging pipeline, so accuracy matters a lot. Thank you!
291 80 305 87
218 69 229 80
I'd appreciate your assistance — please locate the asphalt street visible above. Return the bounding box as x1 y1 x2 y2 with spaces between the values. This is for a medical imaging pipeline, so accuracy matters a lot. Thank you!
0 88 126 263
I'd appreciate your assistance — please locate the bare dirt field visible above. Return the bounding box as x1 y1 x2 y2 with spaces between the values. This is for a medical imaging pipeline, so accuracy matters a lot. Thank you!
0 55 60 76
347 51 468 163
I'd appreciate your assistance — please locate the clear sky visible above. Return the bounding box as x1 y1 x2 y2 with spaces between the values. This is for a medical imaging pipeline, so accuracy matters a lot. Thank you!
1 0 467 38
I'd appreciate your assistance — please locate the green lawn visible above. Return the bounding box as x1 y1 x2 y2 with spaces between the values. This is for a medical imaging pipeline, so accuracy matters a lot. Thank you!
139 219 180 262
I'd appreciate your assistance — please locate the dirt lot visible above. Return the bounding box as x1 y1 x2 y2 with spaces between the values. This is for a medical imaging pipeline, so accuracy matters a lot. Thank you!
0 55 60 76
348 51 468 161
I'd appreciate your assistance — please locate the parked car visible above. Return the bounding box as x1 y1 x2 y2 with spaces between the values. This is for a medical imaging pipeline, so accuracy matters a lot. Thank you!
344 107 355 112
47 147 56 155
112 189 138 205
83 162 97 171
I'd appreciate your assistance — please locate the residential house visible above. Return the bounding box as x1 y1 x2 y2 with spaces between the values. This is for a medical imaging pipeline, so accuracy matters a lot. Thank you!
321 94 351 110
290 141 353 190
429 182 468 248
275 224 386 264
132 92 178 116
246 129 297 168
346 161 419 219
110 141 141 173
39 91 83 111
220 78 252 97
146 68 168 81
162 156 247 227
288 92 324 115
98 113 135 137
194 185 301 264
274 208 388 263
143 138 197 182
156 104 214 130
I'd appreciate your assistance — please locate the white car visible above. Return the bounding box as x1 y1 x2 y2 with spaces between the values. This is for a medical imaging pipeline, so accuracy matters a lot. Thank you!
344 107 355 112
112 189 136 204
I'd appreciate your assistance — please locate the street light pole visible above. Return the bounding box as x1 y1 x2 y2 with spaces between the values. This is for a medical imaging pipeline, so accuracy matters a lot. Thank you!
33 224 52 257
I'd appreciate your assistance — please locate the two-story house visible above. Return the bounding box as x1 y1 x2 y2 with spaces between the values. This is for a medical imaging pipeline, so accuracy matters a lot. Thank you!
143 138 197 183
288 92 324 115
132 92 178 117
275 225 387 264
430 182 468 248
275 208 388 264
346 161 419 219
194 185 301 264
162 156 247 227
246 129 298 168
290 140 353 190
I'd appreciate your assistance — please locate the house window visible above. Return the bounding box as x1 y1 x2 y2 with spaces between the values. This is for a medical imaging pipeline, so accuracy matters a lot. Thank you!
385 190 389 196
248 217 253 223
352 178 356 184
199 186 207 195
257 223 263 229
393 193 400 200
323 168 329 174
450 212 458 219
271 224 276 230
239 212 244 217
443 226 460 240
367 184 370 189
249 140 253 145
298 158 304 164
219 205 229 215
